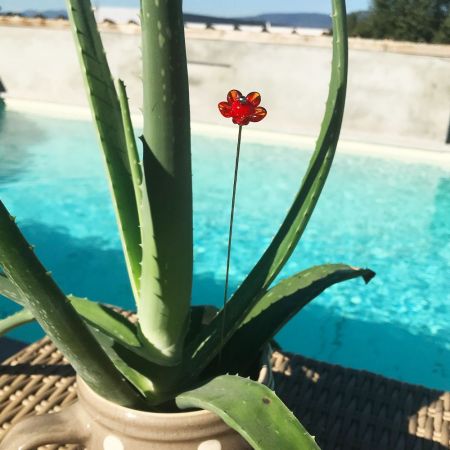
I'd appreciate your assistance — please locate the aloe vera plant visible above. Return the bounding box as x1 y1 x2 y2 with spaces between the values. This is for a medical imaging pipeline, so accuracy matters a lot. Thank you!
0 0 375 448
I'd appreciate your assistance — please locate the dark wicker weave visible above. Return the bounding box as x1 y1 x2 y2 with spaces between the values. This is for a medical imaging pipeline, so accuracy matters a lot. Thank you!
1 337 449 449
272 352 450 450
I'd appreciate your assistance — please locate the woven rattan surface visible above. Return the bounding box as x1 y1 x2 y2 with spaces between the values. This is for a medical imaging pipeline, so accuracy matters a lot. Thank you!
1 338 449 450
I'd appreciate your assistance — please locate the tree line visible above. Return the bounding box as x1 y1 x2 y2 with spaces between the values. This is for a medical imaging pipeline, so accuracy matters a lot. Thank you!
347 0 450 44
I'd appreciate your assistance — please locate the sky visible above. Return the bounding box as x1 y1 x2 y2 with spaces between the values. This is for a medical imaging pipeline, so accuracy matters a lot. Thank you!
0 0 371 15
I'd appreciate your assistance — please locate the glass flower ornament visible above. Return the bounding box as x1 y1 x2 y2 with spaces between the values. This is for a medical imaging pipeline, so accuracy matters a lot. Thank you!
218 89 267 126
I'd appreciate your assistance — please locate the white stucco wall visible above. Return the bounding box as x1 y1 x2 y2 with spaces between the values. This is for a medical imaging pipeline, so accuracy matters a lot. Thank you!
0 23 449 147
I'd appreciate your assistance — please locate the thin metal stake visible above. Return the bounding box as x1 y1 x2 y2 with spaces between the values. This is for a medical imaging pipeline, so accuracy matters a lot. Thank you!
219 125 243 363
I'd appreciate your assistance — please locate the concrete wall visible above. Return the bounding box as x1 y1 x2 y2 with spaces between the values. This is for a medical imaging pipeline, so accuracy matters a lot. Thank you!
1 24 449 146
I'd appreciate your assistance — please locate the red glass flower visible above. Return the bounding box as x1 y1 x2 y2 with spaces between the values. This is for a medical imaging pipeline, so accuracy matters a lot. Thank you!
218 90 267 126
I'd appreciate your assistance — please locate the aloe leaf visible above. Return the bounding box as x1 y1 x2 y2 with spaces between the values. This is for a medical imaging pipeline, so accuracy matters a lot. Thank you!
68 295 141 347
0 271 24 305
217 264 375 374
95 305 220 404
85 304 221 404
83 320 178 404
0 272 140 346
66 0 141 302
0 308 34 337
185 0 349 378
88 326 157 401
0 202 146 409
138 0 193 365
176 375 320 450
185 305 219 345
87 307 221 405
116 79 143 224
75 304 219 404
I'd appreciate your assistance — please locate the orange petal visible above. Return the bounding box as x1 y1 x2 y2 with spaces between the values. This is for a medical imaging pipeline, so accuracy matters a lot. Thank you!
227 89 242 104
250 106 267 122
246 92 261 106
218 102 232 117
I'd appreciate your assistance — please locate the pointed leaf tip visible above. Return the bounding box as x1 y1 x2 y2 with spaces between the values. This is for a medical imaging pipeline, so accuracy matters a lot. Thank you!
359 268 376 284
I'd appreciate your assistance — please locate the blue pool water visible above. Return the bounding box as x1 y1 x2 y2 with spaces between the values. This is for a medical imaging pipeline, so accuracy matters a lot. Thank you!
1 110 449 390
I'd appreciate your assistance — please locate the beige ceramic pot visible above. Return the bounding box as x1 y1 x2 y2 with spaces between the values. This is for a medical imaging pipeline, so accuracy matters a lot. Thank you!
0 376 253 450
0 350 273 450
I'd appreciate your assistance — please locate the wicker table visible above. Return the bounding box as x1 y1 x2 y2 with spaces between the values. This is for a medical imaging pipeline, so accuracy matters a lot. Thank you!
1 337 449 450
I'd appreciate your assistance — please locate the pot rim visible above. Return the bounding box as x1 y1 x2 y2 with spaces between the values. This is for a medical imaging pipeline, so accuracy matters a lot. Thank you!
77 376 211 418
76 376 233 441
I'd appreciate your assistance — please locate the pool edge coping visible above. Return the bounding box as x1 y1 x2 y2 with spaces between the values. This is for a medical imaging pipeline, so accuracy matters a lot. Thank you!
4 97 450 169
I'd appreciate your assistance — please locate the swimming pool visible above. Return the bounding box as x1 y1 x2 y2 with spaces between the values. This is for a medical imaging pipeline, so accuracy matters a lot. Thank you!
1 108 449 390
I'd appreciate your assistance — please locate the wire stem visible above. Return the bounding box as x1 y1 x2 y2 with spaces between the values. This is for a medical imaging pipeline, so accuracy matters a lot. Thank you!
219 125 243 363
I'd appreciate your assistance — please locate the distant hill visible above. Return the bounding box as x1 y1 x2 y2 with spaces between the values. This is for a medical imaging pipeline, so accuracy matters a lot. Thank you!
244 13 332 28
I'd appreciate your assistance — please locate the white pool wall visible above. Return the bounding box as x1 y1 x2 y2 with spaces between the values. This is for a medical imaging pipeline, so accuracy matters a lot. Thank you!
0 22 449 149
